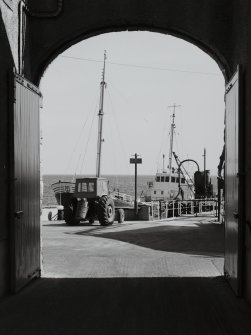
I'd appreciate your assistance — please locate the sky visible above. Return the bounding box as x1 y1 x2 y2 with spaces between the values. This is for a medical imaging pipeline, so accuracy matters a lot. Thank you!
40 31 225 176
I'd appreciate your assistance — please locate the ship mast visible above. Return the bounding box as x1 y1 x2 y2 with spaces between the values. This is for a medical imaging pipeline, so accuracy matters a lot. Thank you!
168 104 180 180
96 51 107 178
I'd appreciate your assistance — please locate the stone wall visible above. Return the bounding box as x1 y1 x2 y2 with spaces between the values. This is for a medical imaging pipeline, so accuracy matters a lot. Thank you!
0 0 20 70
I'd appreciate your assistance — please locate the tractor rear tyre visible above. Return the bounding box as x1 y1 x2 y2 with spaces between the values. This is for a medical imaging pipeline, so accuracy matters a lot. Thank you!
65 218 80 226
89 217 95 224
98 196 115 226
64 206 75 225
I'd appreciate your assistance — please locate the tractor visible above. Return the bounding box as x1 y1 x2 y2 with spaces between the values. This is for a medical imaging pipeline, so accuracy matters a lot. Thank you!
64 177 124 226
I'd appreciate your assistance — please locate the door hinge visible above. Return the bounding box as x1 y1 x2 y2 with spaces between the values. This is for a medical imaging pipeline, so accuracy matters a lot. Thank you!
15 210 24 219
28 269 41 279
13 82 16 103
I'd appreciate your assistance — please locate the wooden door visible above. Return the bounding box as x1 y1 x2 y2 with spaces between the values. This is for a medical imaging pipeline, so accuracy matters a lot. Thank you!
10 73 41 292
224 67 243 295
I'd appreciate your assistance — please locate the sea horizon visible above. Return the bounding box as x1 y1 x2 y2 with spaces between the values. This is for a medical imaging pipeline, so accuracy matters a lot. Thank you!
43 173 218 207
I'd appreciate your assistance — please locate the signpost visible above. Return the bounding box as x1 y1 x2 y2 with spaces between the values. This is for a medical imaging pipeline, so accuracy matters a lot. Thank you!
130 153 142 216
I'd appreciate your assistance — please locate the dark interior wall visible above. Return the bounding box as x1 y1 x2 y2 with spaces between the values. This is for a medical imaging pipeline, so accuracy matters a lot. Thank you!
0 15 14 296
24 0 251 302
224 1 251 302
239 2 251 302
25 0 237 84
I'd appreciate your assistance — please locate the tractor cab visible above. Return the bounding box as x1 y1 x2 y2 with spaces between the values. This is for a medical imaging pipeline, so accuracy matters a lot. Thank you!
74 177 109 199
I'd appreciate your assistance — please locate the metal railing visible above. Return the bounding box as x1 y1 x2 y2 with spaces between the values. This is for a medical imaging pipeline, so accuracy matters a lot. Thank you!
149 199 219 221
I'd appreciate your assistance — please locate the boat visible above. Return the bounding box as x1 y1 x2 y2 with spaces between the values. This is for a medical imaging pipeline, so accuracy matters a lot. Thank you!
145 104 195 202
51 51 134 215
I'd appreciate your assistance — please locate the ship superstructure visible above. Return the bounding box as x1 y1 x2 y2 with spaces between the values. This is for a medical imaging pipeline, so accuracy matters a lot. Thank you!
145 104 194 201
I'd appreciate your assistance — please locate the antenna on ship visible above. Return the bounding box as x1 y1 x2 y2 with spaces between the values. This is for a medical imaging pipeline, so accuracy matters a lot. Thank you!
96 50 107 178
168 103 181 181
203 147 207 194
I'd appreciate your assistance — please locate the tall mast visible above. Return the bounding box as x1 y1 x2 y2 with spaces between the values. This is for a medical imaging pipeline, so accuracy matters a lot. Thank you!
168 104 181 178
96 51 107 178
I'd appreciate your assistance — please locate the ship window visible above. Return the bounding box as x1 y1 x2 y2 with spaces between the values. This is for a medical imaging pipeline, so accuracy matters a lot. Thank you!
78 182 87 192
171 177 175 182
88 182 94 192
181 178 185 184
165 176 169 182
154 191 156 194
161 191 164 195
156 176 160 182
161 176 165 182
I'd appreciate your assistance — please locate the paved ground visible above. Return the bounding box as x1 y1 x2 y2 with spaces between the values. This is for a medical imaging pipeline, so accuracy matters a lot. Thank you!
1 277 251 334
41 216 224 278
2 216 251 334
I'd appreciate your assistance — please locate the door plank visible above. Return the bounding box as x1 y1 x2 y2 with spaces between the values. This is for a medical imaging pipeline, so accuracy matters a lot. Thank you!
11 73 41 292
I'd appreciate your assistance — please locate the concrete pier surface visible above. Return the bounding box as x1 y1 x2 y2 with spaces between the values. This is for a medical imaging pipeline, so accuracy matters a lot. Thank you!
41 216 224 278
1 216 251 334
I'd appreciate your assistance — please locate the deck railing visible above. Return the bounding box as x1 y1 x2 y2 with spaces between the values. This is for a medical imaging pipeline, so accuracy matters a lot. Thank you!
148 199 220 221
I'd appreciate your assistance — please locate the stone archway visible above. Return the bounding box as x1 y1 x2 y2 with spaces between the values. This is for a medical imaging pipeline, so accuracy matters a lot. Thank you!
24 0 244 293
2 0 250 301
24 0 236 84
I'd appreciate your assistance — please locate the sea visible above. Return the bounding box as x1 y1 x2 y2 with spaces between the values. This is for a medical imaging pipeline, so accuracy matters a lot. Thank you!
43 174 218 207
43 174 153 207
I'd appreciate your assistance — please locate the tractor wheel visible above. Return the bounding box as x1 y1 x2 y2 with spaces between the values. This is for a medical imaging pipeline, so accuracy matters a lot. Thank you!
65 218 80 226
98 196 115 226
64 206 74 225
89 217 95 224
48 211 52 221
117 209 125 223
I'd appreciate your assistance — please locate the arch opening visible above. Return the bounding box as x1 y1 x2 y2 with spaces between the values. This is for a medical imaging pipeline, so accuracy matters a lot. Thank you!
36 27 229 86
39 30 225 280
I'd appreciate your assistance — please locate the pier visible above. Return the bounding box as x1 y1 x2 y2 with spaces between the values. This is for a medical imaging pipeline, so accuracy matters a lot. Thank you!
1 215 251 334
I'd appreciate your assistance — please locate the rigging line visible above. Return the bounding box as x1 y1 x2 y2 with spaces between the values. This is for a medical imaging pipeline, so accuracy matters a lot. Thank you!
78 107 96 175
177 107 185 160
156 130 168 170
106 86 131 175
173 130 180 166
60 55 220 76
74 95 100 176
108 81 131 105
64 87 100 175
107 102 119 189
74 100 97 176
154 109 170 170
